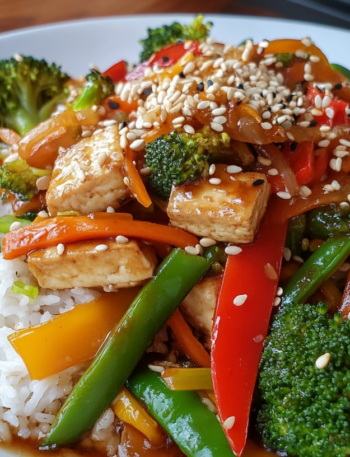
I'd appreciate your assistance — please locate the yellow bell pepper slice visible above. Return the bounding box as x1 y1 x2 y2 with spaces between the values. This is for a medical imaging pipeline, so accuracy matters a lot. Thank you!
113 387 166 446
8 288 140 380
161 368 213 391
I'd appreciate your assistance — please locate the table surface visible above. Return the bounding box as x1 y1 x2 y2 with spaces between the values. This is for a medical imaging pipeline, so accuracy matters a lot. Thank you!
1 0 281 34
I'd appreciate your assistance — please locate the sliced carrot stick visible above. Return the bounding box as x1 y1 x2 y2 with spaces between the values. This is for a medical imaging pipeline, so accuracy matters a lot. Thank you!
2 216 198 260
124 145 152 208
168 309 211 368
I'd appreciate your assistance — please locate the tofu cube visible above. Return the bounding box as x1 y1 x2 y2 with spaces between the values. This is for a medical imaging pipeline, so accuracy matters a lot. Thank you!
180 275 222 349
46 125 130 216
167 165 270 243
27 239 158 289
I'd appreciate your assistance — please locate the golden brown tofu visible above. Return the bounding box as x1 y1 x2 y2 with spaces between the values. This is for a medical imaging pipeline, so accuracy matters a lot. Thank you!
167 164 270 243
46 125 130 216
27 239 158 289
180 275 222 349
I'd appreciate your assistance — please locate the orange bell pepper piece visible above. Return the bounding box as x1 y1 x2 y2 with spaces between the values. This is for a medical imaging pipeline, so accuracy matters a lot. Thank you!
113 387 166 446
102 95 139 115
167 309 211 368
0 128 21 145
124 145 152 208
9 289 140 380
2 215 198 260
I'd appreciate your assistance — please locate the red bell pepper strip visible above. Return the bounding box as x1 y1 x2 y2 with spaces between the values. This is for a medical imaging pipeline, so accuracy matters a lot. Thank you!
102 60 127 82
313 147 330 184
211 202 288 456
149 42 201 68
283 141 315 186
307 87 349 127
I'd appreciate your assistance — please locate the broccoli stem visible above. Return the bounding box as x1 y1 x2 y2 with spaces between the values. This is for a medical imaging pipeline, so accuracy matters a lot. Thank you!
5 108 38 137
72 85 100 111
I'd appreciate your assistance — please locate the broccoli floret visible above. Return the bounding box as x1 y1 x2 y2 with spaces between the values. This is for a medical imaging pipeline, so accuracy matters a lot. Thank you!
275 53 293 68
0 56 69 136
257 303 350 457
145 128 230 199
0 158 50 201
72 71 114 111
140 15 212 62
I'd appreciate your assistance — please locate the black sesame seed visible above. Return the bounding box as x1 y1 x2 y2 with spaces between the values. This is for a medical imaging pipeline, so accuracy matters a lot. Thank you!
236 100 242 106
122 121 128 128
197 82 204 91
290 141 298 151
287 94 294 102
162 56 169 62
108 101 120 110
91 68 101 74
179 71 186 78
309 120 318 127
267 106 271 111
143 88 152 95
261 92 264 97
316 85 324 92
293 114 299 121
272 92 276 99
237 83 244 90
207 80 214 87
348 113 350 118
282 103 287 109
176 39 184 44
252 179 265 186
334 83 342 90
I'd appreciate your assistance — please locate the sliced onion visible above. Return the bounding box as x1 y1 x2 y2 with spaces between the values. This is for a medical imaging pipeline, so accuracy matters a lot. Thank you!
255 144 299 197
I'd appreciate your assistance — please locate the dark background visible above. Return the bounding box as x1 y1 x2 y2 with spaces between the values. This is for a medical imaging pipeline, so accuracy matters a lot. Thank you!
1 0 350 33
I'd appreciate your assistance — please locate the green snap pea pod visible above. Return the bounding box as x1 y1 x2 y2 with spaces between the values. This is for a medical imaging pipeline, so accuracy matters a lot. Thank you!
0 215 31 234
41 247 218 448
330 63 350 80
127 366 234 457
283 234 350 308
286 214 306 256
307 205 348 240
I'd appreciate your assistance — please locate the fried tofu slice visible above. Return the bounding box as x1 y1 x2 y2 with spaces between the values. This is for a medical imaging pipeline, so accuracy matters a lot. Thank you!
180 275 222 349
167 164 270 243
27 239 158 289
46 125 130 216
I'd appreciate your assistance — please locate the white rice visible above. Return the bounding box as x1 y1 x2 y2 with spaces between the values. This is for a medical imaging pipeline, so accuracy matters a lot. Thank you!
0 249 102 444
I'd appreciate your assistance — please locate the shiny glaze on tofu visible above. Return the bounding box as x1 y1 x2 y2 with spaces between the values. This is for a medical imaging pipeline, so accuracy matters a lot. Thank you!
46 125 130 216
27 239 158 289
167 164 270 243
181 275 222 349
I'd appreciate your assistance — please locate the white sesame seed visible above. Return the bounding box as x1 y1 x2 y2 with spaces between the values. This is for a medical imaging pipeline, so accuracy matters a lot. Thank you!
209 178 221 185
322 95 331 108
197 101 210 110
36 175 51 190
130 139 145 151
253 335 264 343
304 62 312 74
9 221 22 232
277 115 287 124
233 294 247 306
267 168 278 176
335 158 343 171
95 244 108 252
324 184 335 192
160 110 167 123
311 108 323 116
331 179 341 190
293 255 304 263
77 169 86 182
276 287 283 296
226 165 242 174
273 297 281 307
315 353 331 369
320 124 331 132
225 246 242 256
223 416 235 430
340 262 350 271
170 103 183 114
318 139 330 148
183 61 195 75
326 107 334 119
286 132 295 141
105 206 115 213
257 156 272 166
298 121 310 128
172 116 185 125
123 177 130 187
82 130 92 138
38 211 49 218
277 191 291 200
97 152 107 167
213 116 227 125
210 122 224 132
148 364 165 373
295 50 308 59
340 139 350 148
182 125 194 135
283 247 292 261
261 122 272 130
57 243 65 255
304 74 314 82
299 185 312 197
212 106 227 115
310 55 320 63
301 37 312 47
116 235 129 244
200 237 217 247
209 164 216 175
314 94 322 109
262 111 271 119
185 246 199 256
340 202 350 212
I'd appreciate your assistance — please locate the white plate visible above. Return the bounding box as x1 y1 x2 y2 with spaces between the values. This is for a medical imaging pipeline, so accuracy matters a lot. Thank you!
1 14 350 77
0 13 350 457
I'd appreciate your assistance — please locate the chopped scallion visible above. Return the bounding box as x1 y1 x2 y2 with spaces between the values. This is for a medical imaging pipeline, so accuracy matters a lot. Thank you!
12 281 39 299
